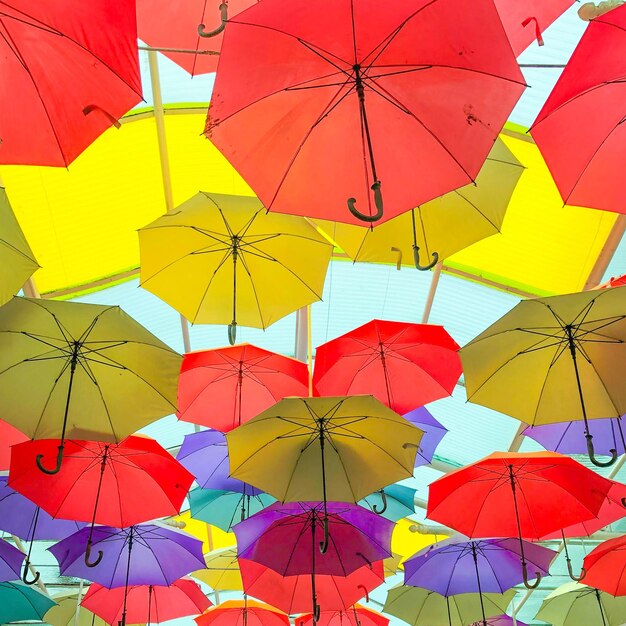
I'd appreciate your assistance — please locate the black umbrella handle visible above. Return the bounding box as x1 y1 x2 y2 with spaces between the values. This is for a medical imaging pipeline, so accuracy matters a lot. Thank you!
36 445 65 475
319 515 329 554
372 489 388 515
22 558 40 585
566 556 586 582
586 434 618 468
347 181 384 223
412 244 439 271
521 561 541 589
85 540 104 568
228 322 237 346
198 2 228 38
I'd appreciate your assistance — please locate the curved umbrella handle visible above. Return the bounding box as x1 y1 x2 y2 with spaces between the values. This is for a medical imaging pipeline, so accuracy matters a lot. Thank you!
347 181 384 223
372 489 388 515
319 515 329 554
522 562 541 589
228 322 237 346
22 560 40 586
85 541 104 568
198 2 228 38
566 557 586 582
521 16 544 46
314 602 321 622
357 585 370 603
621 497 626 508
36 445 64 475
412 245 439 271
586 435 618 467
83 105 121 129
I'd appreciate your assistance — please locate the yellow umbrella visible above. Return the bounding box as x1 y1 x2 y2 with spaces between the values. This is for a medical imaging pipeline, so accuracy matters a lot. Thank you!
45 592 145 626
315 138 523 271
383 586 515 626
0 187 38 305
227 395 422 551
193 547 243 592
139 192 333 344
460 286 626 468
0 296 181 473
535 582 626 626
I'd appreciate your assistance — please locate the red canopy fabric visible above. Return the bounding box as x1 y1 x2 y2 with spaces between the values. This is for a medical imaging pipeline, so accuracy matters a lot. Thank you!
493 0 575 56
427 452 613 540
178 344 309 431
136 0 256 76
206 0 525 225
582 534 626 597
298 605 389 626
531 3 626 213
0 0 142 166
9 436 193 527
239 558 385 615
0 419 27 471
82 578 211 625
195 600 290 626
313 320 461 414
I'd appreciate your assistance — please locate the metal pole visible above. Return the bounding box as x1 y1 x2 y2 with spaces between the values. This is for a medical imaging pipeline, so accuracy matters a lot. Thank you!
73 580 84 626
421 263 442 323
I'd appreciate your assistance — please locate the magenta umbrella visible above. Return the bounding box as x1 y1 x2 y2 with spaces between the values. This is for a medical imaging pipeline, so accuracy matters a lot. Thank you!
233 501 394 577
471 617 527 626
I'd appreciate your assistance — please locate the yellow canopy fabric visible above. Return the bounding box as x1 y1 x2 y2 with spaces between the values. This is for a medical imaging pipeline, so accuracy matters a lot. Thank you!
45 592 141 626
192 547 243 591
391 519 446 562
315 138 523 269
170 512 236 553
0 186 38 305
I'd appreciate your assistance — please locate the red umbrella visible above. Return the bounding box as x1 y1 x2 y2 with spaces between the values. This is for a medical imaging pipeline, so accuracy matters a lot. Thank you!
136 0 257 76
313 320 461 415
427 452 613 589
493 0 574 56
195 599 290 626
81 578 211 625
531 3 626 213
0 0 142 166
178 344 309 431
240 558 384 616
205 0 525 225
9 436 193 566
582 535 626 597
0 419 26 471
298 605 389 626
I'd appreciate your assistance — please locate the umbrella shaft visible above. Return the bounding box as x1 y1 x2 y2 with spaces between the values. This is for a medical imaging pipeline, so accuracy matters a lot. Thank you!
565 327 591 432
595 589 607 626
353 65 378 182
507 466 528 566
470 543 487 625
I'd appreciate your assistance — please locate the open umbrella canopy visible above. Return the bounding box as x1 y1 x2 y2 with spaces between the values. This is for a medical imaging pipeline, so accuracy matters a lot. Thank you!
239 558 385 615
0 539 25 582
299 605 389 626
0 297 180 472
359 484 416 523
582 534 626 597
383 585 516 626
195 599 290 626
206 0 524 225
234 501 394 576
0 187 38 306
193 548 243 591
402 407 447 468
0 419 27 471
177 344 309 431
0 0 142 166
139 191 333 341
82 579 211 625
0 581 56 623
44 592 130 626
470 617 527 626
313 320 461 414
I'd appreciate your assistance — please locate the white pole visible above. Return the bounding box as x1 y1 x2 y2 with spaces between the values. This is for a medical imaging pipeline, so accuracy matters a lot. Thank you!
73 579 84 626
421 263 442 324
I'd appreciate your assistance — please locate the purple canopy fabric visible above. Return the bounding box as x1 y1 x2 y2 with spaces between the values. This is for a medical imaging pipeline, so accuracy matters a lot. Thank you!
471 618 527 626
0 539 24 582
48 523 205 588
403 407 447 467
176 429 262 494
404 537 556 595
234 501 394 576
523 417 626 456
0 477 85 541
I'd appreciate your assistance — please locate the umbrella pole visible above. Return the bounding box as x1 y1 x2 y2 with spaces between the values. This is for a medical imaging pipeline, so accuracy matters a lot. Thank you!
507 465 541 589
243 592 248 626
147 585 152 626
311 520 320 623
237 361 244 427
85 446 110 567
22 506 41 585
469 543 487 626
410 209 439 271
561 529 586 582
318 425 329 554
119 527 134 626
446 596 452 626
36 345 80 474
594 589 608 626
240 484 248 522
566 326 617 467
228 246 238 345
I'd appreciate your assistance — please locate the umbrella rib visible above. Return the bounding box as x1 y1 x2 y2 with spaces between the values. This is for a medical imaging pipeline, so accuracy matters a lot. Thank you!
236 252 268 329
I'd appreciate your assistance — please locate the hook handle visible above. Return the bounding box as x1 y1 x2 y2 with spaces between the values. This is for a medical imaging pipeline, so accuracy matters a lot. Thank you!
566 557 587 582
85 541 104 568
319 515 329 554
372 489 388 515
357 584 370 603
587 434 618 467
36 445 64 475
621 497 626 508
314 602 321 622
521 16 544 46
22 560 40 585
521 561 541 589
412 244 439 271
347 181 384 223
83 105 121 129
198 2 228 38
228 322 237 346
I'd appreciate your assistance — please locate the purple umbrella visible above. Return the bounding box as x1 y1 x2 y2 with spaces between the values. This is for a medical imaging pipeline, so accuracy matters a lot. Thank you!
404 537 556 626
403 407 447 467
0 539 24 582
0 476 85 585
49 524 205 626
177 429 262 494
234 501 394 577
470 618 527 626
523 417 626 456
